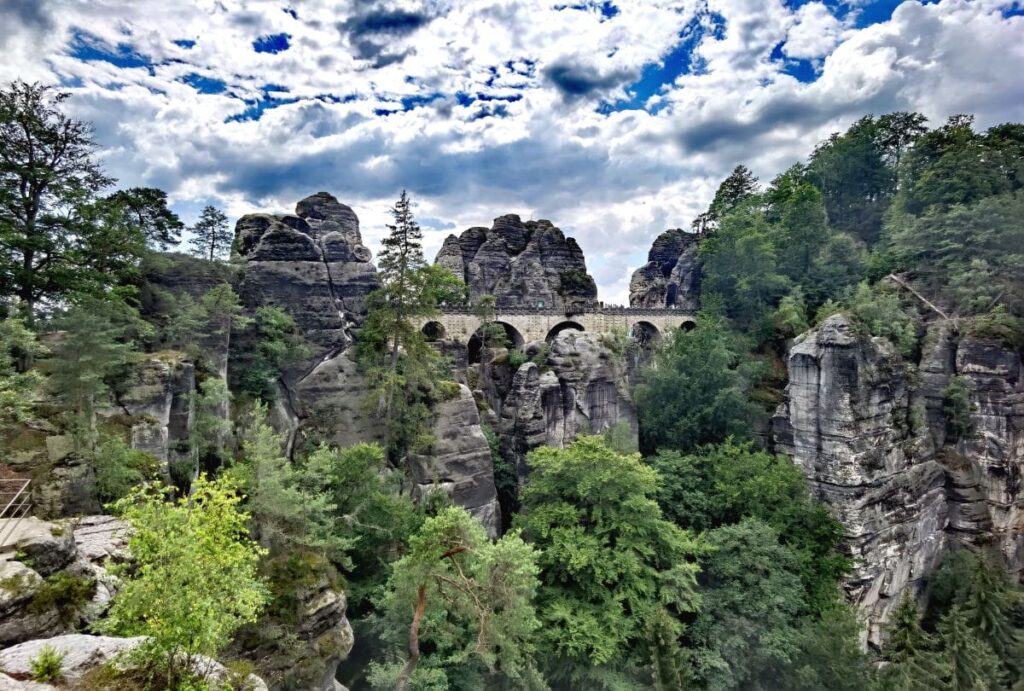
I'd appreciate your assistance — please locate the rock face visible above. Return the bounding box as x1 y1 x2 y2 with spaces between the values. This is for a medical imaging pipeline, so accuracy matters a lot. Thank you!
117 353 195 468
494 331 638 477
0 516 128 647
436 215 597 311
771 314 1024 647
0 634 268 690
235 192 378 358
629 228 700 310
410 385 501 537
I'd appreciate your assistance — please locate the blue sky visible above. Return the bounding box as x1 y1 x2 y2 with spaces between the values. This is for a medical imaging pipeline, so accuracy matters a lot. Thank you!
2 0 1023 302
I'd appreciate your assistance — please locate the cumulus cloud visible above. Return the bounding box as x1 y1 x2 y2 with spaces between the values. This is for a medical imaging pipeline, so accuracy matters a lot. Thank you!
1 0 1022 303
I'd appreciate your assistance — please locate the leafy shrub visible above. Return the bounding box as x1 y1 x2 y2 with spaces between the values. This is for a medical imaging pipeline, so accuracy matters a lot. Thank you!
942 376 976 441
94 436 160 503
28 572 95 625
966 306 1024 349
847 281 918 356
506 349 527 369
29 644 65 682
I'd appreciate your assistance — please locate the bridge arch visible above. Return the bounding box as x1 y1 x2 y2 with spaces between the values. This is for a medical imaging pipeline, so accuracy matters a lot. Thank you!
468 321 525 364
680 319 697 332
545 320 585 343
630 320 661 347
422 321 446 341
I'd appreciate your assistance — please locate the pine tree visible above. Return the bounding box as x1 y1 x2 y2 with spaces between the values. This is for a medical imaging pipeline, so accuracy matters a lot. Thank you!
189 205 231 261
376 190 426 370
709 165 760 221
938 605 1003 691
880 595 948 690
962 555 1020 677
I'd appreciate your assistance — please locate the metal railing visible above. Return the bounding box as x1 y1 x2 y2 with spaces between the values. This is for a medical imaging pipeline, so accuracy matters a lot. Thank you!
0 478 31 549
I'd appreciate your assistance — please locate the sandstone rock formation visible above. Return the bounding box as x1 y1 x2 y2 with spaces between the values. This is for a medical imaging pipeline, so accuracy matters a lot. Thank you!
0 516 128 647
117 353 195 469
410 385 500 537
771 314 1024 647
629 228 700 310
436 215 597 311
0 634 268 690
493 331 638 477
235 192 378 358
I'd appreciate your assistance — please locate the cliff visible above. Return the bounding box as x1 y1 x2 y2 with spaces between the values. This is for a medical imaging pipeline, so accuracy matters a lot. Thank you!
436 214 597 311
772 314 1024 646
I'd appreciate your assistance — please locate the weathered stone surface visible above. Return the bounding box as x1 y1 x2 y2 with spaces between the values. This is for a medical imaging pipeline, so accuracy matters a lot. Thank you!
497 332 637 477
291 350 386 451
235 192 378 360
0 518 76 577
772 315 948 647
0 635 268 690
118 354 195 465
410 385 500 537
437 215 597 311
629 228 700 310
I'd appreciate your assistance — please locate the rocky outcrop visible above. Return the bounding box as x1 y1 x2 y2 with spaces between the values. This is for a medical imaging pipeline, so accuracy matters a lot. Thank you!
772 314 1024 647
235 192 378 359
0 516 128 647
629 228 700 310
410 385 500 537
117 353 195 468
0 635 268 690
772 315 948 646
496 331 637 477
436 215 597 311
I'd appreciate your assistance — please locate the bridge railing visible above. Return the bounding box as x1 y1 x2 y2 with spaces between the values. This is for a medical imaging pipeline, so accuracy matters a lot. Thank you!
0 477 31 549
435 303 695 317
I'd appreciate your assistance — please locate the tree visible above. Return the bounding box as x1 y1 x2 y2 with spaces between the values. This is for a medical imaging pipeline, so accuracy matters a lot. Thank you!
777 182 829 281
0 81 150 317
699 203 789 328
689 519 807 690
634 312 760 454
103 187 184 249
876 111 928 175
372 506 542 690
648 439 849 614
879 595 949 691
514 436 703 685
708 164 760 222
356 191 463 461
937 605 1004 691
44 296 151 453
229 305 307 402
188 204 231 261
782 607 876 691
100 474 267 687
0 317 42 423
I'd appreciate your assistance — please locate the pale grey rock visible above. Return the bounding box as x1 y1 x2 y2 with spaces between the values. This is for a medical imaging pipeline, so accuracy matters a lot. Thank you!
437 215 597 310
772 315 948 647
118 354 195 466
410 385 500 537
629 228 700 310
0 518 76 577
291 350 386 451
0 635 268 690
497 332 637 476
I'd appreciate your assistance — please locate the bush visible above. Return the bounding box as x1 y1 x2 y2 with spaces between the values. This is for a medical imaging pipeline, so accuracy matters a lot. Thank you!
847 281 918 356
966 306 1024 349
28 572 95 625
942 376 976 441
29 644 65 683
94 436 160 504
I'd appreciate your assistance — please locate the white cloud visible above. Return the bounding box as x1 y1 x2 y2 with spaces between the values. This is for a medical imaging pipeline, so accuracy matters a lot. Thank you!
1 0 1022 304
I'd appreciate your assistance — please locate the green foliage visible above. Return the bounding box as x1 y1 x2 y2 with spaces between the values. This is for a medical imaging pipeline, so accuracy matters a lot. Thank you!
188 205 231 261
93 435 159 504
184 377 232 482
103 187 184 250
847 281 918 355
558 268 596 297
0 316 43 423
29 571 95 625
938 605 1004 690
0 81 152 316
966 306 1024 350
648 439 849 614
229 305 307 402
515 436 703 683
771 288 809 340
29 644 65 683
942 376 976 442
703 164 760 229
634 312 760 454
781 606 876 691
100 474 267 684
689 518 806 689
372 506 542 690
699 203 789 328
44 296 152 453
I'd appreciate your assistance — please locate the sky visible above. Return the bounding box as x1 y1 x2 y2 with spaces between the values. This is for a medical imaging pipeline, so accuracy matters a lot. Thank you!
2 0 1023 304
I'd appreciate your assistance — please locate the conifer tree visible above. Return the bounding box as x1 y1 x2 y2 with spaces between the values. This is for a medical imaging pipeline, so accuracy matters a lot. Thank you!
962 555 1020 677
880 595 948 690
189 205 231 261
937 605 1003 691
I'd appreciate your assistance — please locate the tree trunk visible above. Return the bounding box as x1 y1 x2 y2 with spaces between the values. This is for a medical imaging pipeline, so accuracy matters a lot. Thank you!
395 584 427 691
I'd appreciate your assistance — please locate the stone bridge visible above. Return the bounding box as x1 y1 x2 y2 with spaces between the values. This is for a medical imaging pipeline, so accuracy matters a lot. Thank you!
418 306 696 349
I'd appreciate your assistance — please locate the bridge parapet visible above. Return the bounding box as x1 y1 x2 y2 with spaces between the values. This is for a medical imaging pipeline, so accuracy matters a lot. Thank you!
425 305 696 347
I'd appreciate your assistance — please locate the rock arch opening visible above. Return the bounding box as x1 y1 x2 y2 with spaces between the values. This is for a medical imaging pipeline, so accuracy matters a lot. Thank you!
630 321 661 348
545 321 585 343
680 320 696 332
468 321 525 364
422 321 446 341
